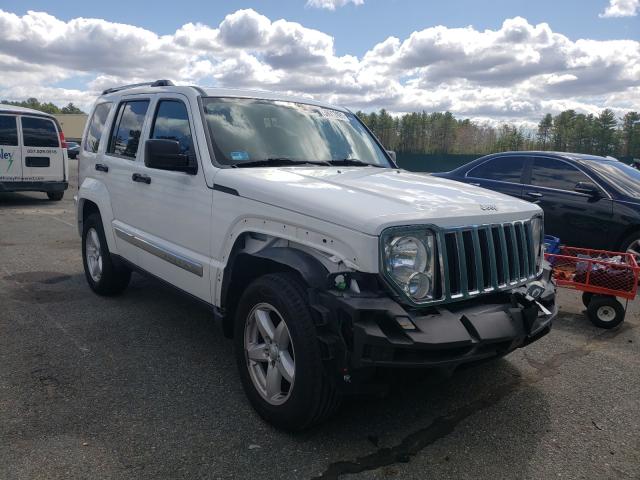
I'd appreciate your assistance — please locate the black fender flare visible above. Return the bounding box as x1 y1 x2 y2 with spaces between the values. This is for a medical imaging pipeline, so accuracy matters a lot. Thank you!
250 247 329 289
219 246 330 337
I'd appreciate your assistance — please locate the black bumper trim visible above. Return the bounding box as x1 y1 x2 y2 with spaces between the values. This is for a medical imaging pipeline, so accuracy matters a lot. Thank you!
0 181 68 193
313 276 556 371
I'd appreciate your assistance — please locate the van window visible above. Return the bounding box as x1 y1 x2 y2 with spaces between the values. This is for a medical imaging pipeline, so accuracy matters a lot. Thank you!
0 115 18 146
85 103 112 153
21 117 59 148
150 100 193 156
108 100 149 158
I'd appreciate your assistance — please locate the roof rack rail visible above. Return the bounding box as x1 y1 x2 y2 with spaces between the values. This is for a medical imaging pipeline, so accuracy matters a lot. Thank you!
102 79 175 95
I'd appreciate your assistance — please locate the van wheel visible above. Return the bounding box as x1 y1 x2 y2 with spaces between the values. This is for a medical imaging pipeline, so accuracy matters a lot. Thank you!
234 272 341 431
47 191 64 201
82 213 131 296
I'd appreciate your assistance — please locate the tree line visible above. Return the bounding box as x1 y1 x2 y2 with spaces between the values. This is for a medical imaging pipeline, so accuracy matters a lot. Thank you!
1 97 85 115
356 109 640 160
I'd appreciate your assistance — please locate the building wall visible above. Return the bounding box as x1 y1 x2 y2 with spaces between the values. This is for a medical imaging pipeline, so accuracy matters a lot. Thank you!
53 114 88 142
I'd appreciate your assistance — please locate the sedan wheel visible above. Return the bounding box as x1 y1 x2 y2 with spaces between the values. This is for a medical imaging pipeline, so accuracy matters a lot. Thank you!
625 237 640 264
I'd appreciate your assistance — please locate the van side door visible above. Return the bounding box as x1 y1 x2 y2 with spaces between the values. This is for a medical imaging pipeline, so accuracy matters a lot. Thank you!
0 115 22 182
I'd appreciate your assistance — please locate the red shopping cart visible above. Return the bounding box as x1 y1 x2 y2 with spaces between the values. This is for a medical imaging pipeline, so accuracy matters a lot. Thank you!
545 246 639 328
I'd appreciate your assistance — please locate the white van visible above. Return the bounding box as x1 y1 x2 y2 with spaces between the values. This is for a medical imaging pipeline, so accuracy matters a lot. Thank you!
0 105 69 200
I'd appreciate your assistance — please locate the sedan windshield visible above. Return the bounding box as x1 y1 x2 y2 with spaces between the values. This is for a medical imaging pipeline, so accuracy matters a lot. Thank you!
202 97 391 167
587 161 640 198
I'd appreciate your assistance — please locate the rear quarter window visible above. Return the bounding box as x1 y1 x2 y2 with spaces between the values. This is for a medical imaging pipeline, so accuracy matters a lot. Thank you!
0 115 18 145
21 117 59 148
84 103 112 153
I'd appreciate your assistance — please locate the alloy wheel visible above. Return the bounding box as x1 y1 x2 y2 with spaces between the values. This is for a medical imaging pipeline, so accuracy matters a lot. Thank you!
244 303 295 406
85 227 103 283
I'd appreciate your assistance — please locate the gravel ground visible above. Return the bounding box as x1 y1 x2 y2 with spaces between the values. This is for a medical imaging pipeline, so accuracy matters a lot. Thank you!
1 160 639 479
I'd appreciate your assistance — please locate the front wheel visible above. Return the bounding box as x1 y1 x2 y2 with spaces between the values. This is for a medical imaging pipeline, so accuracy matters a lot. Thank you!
586 295 625 329
82 213 131 296
234 272 340 431
620 232 640 265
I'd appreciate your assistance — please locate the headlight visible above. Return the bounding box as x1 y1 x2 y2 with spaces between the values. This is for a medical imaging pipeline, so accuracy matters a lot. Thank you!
382 229 435 302
531 216 544 269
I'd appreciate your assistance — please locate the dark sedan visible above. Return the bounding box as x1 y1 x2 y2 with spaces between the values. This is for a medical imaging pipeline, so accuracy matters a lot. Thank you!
433 151 640 258
66 141 80 159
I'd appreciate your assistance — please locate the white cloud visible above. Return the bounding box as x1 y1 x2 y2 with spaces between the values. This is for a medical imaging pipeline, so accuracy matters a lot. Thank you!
306 0 364 10
0 9 638 123
599 0 639 17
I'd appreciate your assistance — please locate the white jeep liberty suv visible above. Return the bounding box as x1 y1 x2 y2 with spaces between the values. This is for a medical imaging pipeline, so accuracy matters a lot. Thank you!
76 80 556 431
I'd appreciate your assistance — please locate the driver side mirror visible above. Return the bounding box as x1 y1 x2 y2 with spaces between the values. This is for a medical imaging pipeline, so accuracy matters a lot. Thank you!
145 139 197 174
386 150 397 162
574 181 601 197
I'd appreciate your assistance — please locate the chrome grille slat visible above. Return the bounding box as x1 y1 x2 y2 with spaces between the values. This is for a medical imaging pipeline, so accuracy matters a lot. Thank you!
471 229 484 293
437 220 540 303
485 226 499 289
454 230 469 296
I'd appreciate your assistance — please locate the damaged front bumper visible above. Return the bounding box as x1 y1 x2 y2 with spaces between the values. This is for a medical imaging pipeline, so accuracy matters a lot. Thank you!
312 268 556 376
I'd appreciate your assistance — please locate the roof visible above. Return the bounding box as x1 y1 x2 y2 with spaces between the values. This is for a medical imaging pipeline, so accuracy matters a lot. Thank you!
488 151 615 162
0 104 56 117
199 87 349 112
98 84 349 113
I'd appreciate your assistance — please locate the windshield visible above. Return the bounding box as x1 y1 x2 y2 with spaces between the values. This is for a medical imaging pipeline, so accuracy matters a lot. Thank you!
587 161 640 198
202 97 391 167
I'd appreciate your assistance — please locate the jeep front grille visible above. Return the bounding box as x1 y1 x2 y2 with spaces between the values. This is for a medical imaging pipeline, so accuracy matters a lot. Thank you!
436 220 541 301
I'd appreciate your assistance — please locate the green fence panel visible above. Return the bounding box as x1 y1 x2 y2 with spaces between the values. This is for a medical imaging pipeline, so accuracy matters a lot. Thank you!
396 153 481 173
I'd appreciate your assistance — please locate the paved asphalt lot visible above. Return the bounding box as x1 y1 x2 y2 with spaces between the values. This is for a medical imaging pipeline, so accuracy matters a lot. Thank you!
1 160 639 479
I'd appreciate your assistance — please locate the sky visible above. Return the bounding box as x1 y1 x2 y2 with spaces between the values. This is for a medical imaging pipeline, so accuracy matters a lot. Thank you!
0 0 638 125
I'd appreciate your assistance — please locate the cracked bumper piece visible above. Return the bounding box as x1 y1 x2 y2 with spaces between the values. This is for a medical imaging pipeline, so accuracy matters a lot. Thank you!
320 276 556 370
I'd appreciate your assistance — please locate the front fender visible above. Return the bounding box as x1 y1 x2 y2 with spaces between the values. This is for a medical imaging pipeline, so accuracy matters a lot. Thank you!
77 178 116 252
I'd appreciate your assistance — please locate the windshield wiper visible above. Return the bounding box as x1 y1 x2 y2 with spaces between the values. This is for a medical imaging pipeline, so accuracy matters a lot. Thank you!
327 158 384 167
234 158 331 168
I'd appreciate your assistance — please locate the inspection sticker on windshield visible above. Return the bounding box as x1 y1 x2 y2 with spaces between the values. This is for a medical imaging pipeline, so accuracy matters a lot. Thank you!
229 151 250 161
318 108 349 122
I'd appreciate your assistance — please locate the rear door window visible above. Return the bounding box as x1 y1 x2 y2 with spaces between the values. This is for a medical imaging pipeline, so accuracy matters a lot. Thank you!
84 103 112 153
467 156 526 183
108 100 149 159
150 100 194 156
530 157 590 191
0 115 18 145
21 117 59 147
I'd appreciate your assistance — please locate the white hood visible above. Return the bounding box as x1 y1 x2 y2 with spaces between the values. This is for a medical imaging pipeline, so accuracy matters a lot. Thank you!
214 166 541 235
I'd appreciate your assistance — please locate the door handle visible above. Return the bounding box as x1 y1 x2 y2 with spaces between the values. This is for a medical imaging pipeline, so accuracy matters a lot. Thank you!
95 163 109 173
132 173 151 184
526 191 543 198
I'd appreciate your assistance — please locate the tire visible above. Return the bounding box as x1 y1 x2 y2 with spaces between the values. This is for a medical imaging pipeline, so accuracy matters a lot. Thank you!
581 292 593 308
47 191 64 201
620 231 640 264
586 295 625 329
233 272 341 431
82 213 131 296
